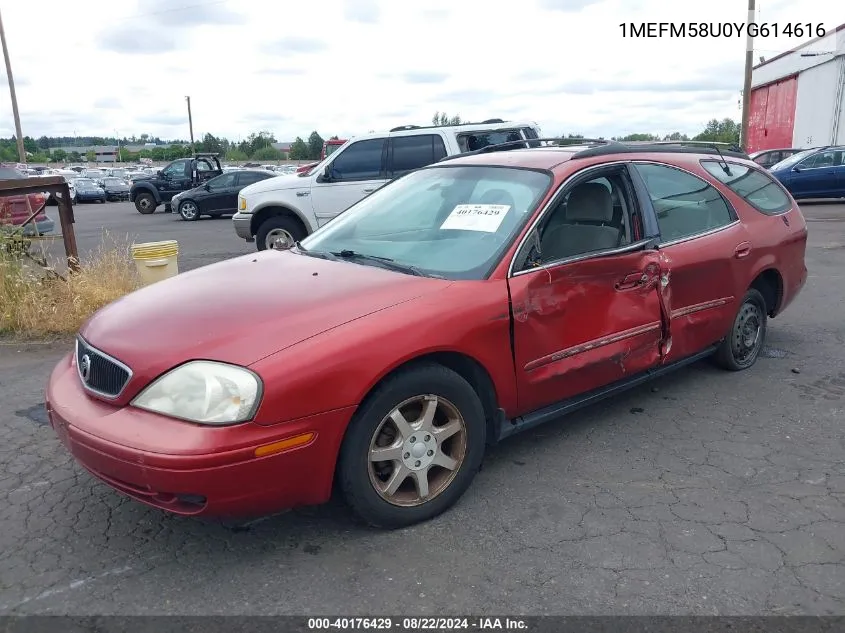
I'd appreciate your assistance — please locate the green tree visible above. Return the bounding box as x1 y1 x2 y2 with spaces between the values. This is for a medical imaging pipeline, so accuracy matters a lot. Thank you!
613 133 660 141
693 118 740 145
52 149 68 162
252 146 282 161
196 132 224 154
662 132 690 141
85 150 96 162
432 111 462 126
68 151 82 162
329 135 339 140
118 147 138 162
29 152 49 163
288 137 310 160
244 131 276 156
22 136 38 154
225 148 249 161
37 135 50 150
307 131 324 160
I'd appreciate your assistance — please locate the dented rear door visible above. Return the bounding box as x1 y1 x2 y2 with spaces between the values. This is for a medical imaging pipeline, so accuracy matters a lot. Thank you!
508 245 670 415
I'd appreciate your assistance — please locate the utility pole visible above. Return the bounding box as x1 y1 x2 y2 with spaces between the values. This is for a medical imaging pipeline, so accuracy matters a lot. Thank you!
0 8 26 163
740 0 756 151
185 96 195 155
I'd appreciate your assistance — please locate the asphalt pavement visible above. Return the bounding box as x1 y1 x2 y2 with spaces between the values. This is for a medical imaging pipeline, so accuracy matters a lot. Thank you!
1 201 844 615
36 201 256 272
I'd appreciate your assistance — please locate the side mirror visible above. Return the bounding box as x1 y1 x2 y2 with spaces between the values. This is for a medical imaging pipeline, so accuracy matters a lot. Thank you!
156 170 164 177
320 165 333 182
203 183 211 191
792 165 802 172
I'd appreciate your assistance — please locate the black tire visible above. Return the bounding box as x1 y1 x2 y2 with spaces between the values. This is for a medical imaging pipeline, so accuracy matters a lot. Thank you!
337 363 486 529
178 200 200 221
713 288 768 371
134 192 157 214
255 215 305 251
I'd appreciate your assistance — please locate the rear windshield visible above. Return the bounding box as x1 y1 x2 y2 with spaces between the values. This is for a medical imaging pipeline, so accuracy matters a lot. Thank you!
700 160 792 215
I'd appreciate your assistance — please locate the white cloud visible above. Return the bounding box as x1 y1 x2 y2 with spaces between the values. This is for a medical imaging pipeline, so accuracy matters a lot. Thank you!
0 0 837 141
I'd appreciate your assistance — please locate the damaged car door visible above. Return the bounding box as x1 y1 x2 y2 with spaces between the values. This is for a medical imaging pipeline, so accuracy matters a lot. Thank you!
507 166 672 414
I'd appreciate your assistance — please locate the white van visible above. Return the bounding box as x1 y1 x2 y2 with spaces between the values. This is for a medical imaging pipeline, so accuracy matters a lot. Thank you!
232 119 543 250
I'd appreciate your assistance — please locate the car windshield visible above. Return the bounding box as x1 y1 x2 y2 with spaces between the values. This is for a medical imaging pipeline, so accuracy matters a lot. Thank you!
300 165 552 280
104 178 123 184
770 149 815 170
76 179 96 187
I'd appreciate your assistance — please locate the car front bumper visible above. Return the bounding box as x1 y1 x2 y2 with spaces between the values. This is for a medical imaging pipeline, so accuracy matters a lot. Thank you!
232 212 253 240
78 192 105 201
46 353 351 518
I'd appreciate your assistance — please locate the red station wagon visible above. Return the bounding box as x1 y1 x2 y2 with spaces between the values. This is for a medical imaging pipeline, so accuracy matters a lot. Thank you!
46 139 808 529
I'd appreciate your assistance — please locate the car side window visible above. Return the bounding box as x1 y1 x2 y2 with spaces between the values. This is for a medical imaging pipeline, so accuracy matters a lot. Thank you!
328 139 385 181
801 151 837 169
162 160 187 179
390 135 448 177
533 168 637 265
208 173 236 189
634 164 735 243
700 160 792 215
236 172 269 187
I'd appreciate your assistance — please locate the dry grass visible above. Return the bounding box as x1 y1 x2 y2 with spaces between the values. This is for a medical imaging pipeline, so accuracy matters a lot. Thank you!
0 231 141 336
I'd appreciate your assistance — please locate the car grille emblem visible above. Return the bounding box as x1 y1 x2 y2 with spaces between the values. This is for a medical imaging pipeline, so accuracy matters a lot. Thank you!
79 354 92 383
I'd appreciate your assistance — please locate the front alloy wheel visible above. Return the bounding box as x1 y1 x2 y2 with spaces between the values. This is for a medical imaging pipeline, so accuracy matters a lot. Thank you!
368 395 467 506
338 363 486 528
179 201 199 221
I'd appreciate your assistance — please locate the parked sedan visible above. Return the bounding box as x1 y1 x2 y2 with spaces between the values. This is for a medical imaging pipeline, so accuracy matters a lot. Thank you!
74 178 106 203
101 177 130 201
172 169 275 221
769 146 845 199
749 148 802 169
45 140 807 528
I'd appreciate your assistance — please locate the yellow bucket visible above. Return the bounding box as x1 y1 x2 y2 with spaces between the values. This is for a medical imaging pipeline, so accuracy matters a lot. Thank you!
130 240 179 285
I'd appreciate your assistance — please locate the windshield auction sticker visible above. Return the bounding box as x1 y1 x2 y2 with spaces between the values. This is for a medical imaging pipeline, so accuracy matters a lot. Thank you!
440 204 511 232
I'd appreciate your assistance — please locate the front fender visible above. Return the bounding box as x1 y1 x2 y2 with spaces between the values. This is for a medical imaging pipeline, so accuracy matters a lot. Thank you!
249 201 314 235
130 183 161 204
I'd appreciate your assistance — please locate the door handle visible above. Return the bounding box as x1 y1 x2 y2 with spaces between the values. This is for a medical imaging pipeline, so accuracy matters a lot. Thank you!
615 271 648 290
734 241 752 259
362 187 375 193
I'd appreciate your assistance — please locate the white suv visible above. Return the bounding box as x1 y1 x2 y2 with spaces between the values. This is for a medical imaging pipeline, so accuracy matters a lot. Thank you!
232 119 542 250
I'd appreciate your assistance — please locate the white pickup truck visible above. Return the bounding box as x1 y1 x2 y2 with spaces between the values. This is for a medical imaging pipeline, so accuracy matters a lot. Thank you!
232 119 543 251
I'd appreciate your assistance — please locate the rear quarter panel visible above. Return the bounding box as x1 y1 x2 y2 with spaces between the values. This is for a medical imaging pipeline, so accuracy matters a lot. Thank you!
685 157 808 315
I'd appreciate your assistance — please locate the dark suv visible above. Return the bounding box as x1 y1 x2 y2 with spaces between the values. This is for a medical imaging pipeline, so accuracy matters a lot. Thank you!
130 154 222 214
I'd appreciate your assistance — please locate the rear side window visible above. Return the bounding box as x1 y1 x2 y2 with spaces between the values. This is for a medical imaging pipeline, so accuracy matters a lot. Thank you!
634 163 735 243
457 129 526 152
389 134 448 176
700 160 792 215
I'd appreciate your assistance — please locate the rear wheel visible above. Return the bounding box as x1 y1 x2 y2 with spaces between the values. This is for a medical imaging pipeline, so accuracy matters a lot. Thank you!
337 364 486 529
134 193 157 214
713 288 767 371
178 200 200 221
255 215 305 251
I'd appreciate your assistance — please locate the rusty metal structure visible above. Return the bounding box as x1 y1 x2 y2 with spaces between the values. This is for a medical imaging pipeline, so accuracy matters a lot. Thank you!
0 175 79 272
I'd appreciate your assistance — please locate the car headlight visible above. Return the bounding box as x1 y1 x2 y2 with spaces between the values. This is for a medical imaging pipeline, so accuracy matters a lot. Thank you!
238 195 247 211
131 361 263 425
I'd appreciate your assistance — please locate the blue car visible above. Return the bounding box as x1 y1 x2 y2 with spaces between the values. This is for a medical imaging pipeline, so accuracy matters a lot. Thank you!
769 146 845 200
74 178 106 203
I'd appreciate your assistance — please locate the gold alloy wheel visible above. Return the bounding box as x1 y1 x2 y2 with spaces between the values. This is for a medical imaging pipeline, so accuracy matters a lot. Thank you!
367 394 468 507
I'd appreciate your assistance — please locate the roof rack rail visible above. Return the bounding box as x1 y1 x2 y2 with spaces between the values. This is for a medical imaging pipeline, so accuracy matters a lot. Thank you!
481 118 505 124
438 137 618 162
390 125 422 132
571 140 750 160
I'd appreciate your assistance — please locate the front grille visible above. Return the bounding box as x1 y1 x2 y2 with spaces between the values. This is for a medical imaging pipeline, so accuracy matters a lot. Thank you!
76 337 132 398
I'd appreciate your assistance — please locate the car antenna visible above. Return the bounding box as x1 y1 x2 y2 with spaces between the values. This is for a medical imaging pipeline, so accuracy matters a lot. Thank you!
711 143 733 176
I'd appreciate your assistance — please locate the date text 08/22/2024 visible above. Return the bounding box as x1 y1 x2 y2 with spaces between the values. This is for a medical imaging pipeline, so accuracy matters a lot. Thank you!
619 22 826 38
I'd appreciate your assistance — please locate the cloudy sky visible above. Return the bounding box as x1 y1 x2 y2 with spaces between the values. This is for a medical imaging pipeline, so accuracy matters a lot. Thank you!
0 0 839 142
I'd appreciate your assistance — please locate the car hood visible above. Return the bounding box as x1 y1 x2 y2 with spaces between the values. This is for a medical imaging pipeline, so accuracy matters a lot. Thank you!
240 173 303 196
80 250 451 389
